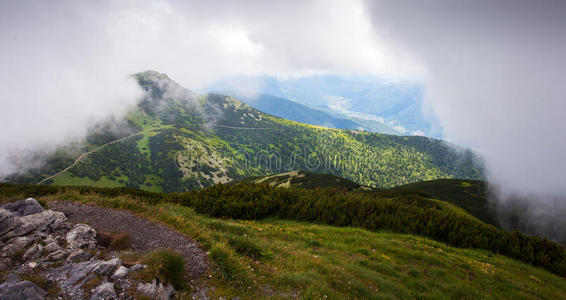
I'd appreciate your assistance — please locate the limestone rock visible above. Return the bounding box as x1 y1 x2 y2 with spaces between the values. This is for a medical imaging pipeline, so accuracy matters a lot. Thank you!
44 249 69 262
129 263 147 272
93 258 122 276
111 265 128 280
66 248 93 263
22 243 43 262
0 280 47 300
1 198 44 217
90 282 116 300
66 223 97 250
1 236 34 259
137 279 175 300
0 209 24 241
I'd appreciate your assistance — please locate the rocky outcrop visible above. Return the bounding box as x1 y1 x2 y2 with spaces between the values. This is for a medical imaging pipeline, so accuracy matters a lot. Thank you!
1 198 44 217
90 282 116 300
0 198 173 300
0 279 46 300
66 223 97 250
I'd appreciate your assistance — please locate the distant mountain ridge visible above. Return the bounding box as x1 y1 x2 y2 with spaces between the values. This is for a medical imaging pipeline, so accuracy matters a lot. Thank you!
208 74 443 137
218 92 402 135
9 71 482 192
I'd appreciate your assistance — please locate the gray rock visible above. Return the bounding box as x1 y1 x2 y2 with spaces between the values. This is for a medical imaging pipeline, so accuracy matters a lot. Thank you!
44 249 68 262
47 259 103 287
1 236 34 258
129 264 147 272
0 209 23 240
66 224 97 250
110 265 128 280
0 280 47 300
19 210 69 237
93 258 122 276
1 198 44 217
66 249 93 263
22 243 43 262
90 282 116 300
44 241 61 253
137 279 175 300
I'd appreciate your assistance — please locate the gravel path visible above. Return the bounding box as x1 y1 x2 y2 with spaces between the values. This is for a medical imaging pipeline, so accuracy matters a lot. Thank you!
48 201 210 280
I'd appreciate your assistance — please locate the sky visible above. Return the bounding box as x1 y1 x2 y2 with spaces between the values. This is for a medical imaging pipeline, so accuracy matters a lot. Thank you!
1 1 565 234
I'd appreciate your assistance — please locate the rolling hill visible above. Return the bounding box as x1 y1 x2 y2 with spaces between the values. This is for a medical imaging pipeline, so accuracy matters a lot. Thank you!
245 171 497 227
9 71 482 193
2 182 566 299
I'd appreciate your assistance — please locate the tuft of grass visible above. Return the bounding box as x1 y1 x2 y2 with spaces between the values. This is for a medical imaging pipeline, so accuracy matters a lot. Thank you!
227 236 263 259
210 244 243 282
136 249 185 289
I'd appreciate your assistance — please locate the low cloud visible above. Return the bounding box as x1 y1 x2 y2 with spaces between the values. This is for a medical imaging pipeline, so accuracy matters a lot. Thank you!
365 0 566 239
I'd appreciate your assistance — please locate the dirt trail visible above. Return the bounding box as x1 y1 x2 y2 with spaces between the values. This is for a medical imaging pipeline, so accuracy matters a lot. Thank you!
47 201 210 280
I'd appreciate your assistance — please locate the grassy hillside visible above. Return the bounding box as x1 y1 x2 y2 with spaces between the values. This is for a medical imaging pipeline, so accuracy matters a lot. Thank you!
2 184 565 299
10 71 482 192
242 170 369 190
392 179 496 226
246 172 496 227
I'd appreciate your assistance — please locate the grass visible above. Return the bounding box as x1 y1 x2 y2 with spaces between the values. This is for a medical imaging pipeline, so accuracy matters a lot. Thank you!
139 250 185 289
26 190 566 299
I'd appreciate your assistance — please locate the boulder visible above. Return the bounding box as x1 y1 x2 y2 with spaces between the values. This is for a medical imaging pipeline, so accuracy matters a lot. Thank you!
0 209 24 241
66 249 93 263
0 280 47 300
93 258 122 276
110 265 129 280
66 224 97 250
137 279 175 300
1 198 44 217
129 264 147 272
90 282 116 300
19 210 70 237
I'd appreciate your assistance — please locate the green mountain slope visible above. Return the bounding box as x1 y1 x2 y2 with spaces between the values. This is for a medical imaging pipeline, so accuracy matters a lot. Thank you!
246 171 496 227
243 170 369 190
2 183 566 299
11 71 482 192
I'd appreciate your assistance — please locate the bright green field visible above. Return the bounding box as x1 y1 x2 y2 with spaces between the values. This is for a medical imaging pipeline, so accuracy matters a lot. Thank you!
32 191 566 299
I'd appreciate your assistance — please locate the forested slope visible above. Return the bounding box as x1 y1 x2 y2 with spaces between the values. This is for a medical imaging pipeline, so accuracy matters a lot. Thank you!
9 71 482 192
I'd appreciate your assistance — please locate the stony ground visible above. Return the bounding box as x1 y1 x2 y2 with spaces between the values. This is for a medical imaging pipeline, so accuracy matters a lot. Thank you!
47 201 210 280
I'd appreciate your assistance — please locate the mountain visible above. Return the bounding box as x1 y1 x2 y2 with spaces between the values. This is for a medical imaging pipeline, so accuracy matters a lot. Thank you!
9 71 482 192
208 74 443 137
217 92 403 135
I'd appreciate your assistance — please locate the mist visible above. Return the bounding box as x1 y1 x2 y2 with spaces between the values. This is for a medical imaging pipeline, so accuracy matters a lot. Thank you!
365 0 566 240
0 0 417 179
